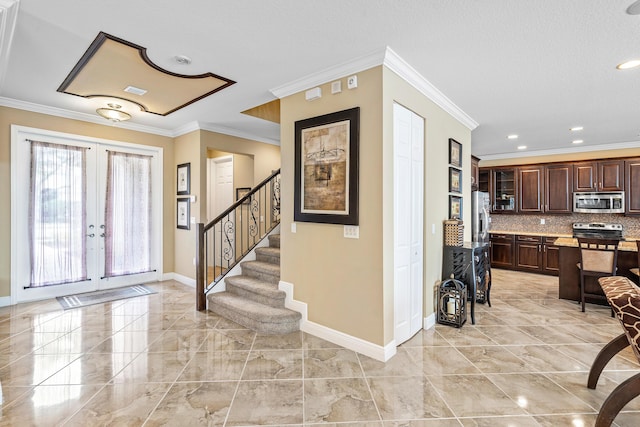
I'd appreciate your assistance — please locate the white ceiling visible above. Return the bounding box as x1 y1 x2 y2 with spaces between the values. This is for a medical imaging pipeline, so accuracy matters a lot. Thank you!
2 0 640 158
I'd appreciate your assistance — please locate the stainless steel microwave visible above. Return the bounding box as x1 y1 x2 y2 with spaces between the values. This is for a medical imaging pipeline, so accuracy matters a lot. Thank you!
573 192 625 214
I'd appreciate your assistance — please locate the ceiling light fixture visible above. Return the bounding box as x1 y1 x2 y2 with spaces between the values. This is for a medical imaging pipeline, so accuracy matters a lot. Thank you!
616 59 640 70
507 134 518 140
174 55 192 65
572 139 584 144
627 0 640 14
96 103 131 122
517 145 527 150
570 126 583 131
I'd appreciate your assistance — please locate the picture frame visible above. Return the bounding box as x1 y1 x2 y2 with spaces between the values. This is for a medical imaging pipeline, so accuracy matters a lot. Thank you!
449 167 462 194
449 138 462 168
236 187 251 204
449 195 462 220
176 198 190 230
294 107 359 225
177 162 190 195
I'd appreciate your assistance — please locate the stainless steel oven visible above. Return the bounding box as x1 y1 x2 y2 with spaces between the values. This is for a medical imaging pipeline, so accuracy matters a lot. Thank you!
573 192 625 214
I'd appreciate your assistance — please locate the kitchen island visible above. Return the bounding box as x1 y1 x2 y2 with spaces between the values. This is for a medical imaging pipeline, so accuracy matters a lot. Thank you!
555 237 639 302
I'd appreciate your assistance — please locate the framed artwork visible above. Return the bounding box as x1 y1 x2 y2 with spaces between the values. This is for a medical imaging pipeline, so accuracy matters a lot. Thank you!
236 187 251 204
177 198 190 230
449 195 462 220
449 167 462 194
177 163 190 195
294 107 360 225
449 138 462 168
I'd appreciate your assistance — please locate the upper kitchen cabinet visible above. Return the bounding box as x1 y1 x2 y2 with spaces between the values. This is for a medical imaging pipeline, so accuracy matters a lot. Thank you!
471 155 480 191
478 168 490 193
573 160 624 192
545 163 573 213
518 166 543 213
626 158 640 215
492 168 517 213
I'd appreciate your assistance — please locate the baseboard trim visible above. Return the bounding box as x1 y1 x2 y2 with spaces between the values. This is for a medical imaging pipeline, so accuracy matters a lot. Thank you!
279 280 396 362
170 273 196 288
0 296 11 307
423 313 436 330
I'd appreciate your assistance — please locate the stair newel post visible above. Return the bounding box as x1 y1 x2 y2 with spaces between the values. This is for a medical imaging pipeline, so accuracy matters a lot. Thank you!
196 222 206 311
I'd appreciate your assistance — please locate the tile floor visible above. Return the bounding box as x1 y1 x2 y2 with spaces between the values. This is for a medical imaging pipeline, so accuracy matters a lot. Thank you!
0 269 639 426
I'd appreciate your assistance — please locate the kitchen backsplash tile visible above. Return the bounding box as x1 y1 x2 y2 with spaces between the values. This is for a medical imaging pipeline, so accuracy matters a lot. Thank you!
490 214 640 239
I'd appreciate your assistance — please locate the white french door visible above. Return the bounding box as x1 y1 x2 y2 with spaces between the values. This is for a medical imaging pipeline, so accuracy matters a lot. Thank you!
11 126 162 303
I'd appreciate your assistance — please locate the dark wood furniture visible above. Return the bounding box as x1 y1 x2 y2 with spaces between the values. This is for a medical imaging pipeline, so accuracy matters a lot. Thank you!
490 233 560 275
489 233 515 269
626 158 640 215
491 168 517 213
589 276 640 427
516 235 542 271
471 155 479 191
630 240 639 285
576 238 619 312
574 160 624 192
545 163 573 213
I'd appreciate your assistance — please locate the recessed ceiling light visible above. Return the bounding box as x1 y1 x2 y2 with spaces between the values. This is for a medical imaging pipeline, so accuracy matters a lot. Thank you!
570 126 583 131
616 59 640 70
174 55 192 65
517 145 527 150
507 134 519 140
572 140 584 144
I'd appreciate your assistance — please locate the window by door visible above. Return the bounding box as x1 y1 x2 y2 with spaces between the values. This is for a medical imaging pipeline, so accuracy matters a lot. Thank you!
11 126 163 303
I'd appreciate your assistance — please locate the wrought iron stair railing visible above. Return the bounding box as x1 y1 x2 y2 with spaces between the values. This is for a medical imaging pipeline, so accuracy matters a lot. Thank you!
196 169 280 310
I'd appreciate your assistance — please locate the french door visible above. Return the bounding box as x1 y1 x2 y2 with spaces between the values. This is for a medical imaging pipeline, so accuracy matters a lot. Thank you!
11 126 162 303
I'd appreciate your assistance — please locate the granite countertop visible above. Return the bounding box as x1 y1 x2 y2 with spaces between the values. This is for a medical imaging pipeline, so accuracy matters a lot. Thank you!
554 237 639 252
489 230 573 238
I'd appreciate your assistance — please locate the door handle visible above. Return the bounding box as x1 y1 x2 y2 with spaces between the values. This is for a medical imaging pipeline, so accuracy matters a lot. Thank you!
100 233 105 238
87 234 95 238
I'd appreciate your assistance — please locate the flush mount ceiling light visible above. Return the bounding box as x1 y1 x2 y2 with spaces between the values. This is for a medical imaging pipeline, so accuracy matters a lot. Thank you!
174 55 192 65
570 126 583 131
96 103 131 122
572 139 584 144
58 32 235 115
507 134 519 140
517 145 527 150
616 59 640 70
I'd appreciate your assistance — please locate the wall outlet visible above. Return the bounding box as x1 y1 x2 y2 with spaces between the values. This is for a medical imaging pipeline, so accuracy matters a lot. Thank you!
432 223 436 234
291 222 297 233
344 225 359 239
190 216 196 224
540 218 545 225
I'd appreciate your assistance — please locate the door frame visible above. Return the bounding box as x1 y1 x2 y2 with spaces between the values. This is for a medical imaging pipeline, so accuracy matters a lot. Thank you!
10 125 164 304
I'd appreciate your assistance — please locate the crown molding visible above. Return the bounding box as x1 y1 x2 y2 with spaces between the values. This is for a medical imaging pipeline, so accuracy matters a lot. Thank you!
382 47 478 131
479 140 640 161
0 0 20 92
197 122 280 146
171 120 201 137
269 46 478 131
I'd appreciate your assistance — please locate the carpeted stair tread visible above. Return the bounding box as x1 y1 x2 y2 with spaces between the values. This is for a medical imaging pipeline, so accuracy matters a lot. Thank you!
208 292 300 334
225 275 284 299
242 260 280 279
255 246 280 258
268 234 280 248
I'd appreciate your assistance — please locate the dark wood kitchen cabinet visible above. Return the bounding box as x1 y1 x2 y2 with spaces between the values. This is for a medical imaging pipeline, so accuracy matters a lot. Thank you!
490 233 515 268
542 236 560 274
574 160 624 192
518 166 543 213
626 158 640 215
545 163 573 213
478 168 490 193
471 155 479 191
491 168 517 213
516 235 542 271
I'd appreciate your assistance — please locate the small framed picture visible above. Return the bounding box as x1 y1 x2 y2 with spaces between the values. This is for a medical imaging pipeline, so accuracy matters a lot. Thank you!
236 187 251 204
177 198 190 230
177 163 190 195
449 195 462 220
449 138 462 168
449 167 462 194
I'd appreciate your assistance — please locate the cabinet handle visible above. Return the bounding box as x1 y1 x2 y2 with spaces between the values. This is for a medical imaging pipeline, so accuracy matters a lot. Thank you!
544 245 547 252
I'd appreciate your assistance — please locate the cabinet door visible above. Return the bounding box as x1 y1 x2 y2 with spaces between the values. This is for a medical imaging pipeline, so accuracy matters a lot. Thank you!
490 235 514 268
516 235 542 271
545 164 573 213
478 168 491 193
543 242 560 275
492 169 517 213
574 162 597 192
471 156 479 191
518 167 543 213
626 158 640 215
599 160 624 191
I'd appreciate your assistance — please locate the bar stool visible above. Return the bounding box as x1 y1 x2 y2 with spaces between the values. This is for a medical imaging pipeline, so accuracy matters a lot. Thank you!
576 238 620 313
630 240 640 285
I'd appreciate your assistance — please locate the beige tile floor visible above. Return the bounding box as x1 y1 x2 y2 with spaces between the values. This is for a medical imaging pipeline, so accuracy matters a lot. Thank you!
0 269 639 426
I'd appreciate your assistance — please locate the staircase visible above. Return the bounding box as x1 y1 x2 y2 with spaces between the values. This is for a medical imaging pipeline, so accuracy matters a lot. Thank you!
207 234 301 334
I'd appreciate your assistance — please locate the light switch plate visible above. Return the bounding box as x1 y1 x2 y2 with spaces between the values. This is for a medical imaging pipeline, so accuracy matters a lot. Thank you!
331 80 342 94
291 222 297 233
344 225 359 239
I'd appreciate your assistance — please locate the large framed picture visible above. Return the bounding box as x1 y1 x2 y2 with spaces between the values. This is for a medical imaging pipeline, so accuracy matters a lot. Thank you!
294 107 359 225
449 195 462 220
177 198 190 230
449 138 462 168
449 167 462 194
177 162 190 195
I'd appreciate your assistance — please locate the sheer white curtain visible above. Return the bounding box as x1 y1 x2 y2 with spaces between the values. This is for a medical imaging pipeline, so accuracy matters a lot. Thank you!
104 151 152 278
29 140 87 287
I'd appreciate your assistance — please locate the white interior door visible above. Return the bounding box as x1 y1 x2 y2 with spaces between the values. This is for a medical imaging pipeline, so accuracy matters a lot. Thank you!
11 126 162 303
208 156 234 267
393 103 425 345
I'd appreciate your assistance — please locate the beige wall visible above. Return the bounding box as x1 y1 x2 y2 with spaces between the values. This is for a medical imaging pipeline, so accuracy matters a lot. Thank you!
382 67 472 343
280 66 472 347
480 147 640 167
0 106 175 298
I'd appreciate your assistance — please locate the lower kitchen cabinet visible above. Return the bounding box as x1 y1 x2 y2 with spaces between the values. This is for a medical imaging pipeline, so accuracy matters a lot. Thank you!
490 234 515 269
491 233 560 276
